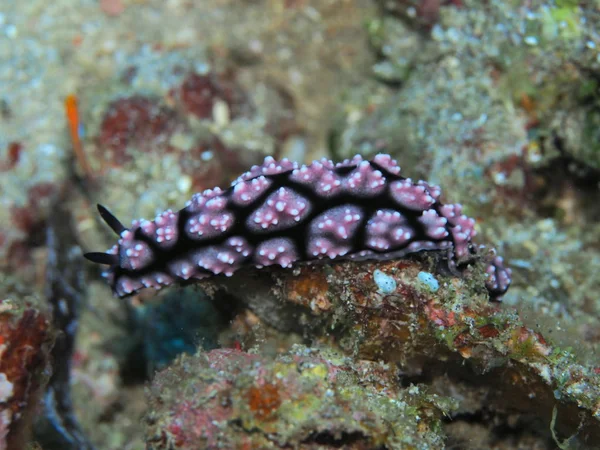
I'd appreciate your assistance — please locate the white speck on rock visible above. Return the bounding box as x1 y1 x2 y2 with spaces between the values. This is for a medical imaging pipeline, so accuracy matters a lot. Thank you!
374 269 396 294
524 35 538 46
0 373 13 402
417 271 439 292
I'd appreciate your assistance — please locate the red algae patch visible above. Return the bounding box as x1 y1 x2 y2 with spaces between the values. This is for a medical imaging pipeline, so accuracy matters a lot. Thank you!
98 96 178 165
0 142 22 172
172 72 250 121
99 0 125 17
0 301 51 450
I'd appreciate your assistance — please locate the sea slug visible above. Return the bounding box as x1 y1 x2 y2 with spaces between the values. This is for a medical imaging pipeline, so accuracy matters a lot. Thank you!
85 154 512 300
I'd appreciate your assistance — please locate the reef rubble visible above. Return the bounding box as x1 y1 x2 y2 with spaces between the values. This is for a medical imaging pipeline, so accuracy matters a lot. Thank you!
145 256 600 448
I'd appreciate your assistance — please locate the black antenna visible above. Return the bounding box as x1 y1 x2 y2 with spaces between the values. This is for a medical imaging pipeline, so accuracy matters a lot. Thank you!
97 204 126 235
84 252 118 265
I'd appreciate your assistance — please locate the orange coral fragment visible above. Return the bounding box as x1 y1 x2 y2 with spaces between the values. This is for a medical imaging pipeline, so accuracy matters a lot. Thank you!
477 324 500 339
65 94 93 180
246 382 281 421
287 269 331 313
425 301 457 328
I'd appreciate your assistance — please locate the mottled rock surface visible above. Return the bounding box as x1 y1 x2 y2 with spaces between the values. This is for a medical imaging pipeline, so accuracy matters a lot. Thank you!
146 346 452 449
1 0 599 449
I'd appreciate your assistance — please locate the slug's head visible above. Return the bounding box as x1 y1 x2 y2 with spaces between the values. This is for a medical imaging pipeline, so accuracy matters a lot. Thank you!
83 204 131 294
84 204 124 260
84 205 175 297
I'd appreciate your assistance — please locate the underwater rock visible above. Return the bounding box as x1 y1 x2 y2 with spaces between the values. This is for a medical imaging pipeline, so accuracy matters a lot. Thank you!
146 345 453 449
205 257 600 447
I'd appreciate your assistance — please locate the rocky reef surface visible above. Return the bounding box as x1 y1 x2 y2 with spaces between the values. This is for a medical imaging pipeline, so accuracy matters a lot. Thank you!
0 0 599 449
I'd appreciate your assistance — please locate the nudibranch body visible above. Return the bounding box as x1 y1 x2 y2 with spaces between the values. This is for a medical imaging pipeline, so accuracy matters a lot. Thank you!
85 154 512 299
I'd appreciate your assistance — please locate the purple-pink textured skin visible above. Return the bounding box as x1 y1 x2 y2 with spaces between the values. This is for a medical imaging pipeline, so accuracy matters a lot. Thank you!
85 154 512 300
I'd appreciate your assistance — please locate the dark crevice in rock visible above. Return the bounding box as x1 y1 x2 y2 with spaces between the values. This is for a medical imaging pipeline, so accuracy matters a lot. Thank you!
301 430 383 449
